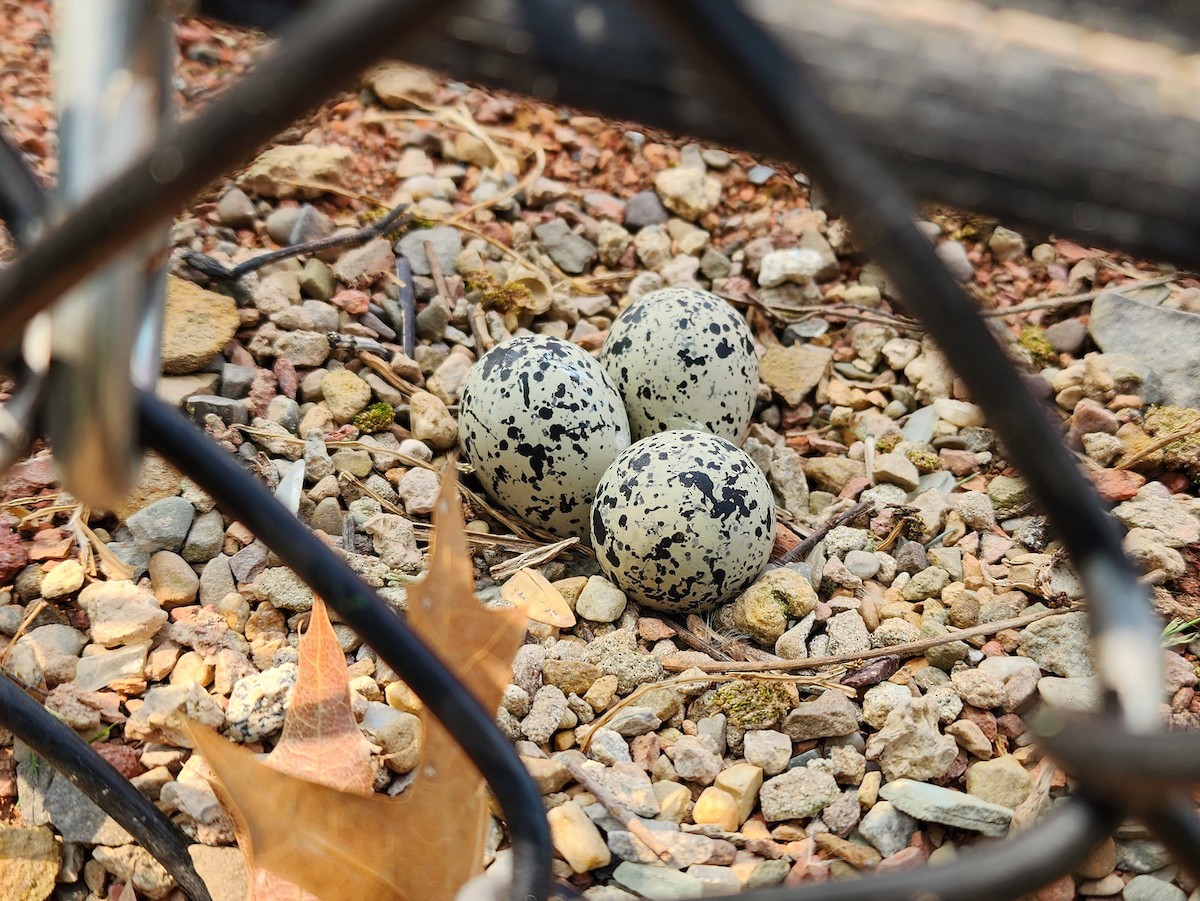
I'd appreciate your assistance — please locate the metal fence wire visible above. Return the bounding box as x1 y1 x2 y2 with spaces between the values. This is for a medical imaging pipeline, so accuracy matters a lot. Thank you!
0 2 1197 900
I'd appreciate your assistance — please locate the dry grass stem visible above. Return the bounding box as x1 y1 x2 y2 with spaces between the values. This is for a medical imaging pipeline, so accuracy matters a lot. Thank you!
662 605 1080 674
488 536 580 581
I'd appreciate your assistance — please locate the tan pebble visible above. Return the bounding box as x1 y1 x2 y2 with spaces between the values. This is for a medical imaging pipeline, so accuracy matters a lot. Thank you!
715 764 764 826
637 617 678 641
547 800 611 873
740 814 772 840
521 756 572 795
552 577 588 610
349 675 381 702
813 833 881 869
1077 873 1124 896
878 601 915 620
584 674 619 712
225 522 254 545
653 781 692 822
1074 836 1116 880
692 786 740 832
169 651 213 687
408 390 458 450
651 754 678 783
945 719 993 759
857 770 882 807
145 644 182 681
40 559 85 600
1011 745 1040 766
552 731 577 752
550 859 574 879
729 858 760 885
385 680 423 714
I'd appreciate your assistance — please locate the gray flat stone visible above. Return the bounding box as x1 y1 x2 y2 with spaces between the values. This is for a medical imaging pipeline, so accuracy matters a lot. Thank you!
612 861 705 900
857 800 918 857
126 496 196 553
1123 875 1186 901
16 746 133 845
878 778 1013 836
1089 292 1197 405
1018 611 1094 678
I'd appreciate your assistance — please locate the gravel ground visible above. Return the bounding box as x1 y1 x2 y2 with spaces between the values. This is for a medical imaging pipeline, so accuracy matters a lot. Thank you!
2 6 1200 901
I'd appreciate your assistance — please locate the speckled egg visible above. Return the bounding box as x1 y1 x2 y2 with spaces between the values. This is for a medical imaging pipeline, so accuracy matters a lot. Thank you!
591 429 775 613
600 287 758 442
459 335 631 540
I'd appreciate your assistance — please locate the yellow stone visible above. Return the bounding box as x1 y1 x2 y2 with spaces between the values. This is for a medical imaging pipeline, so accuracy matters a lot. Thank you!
584 674 619 712
857 770 882 807
692 786 740 832
547 801 611 873
552 576 589 609
385 680 423 714
170 651 214 687
0 825 60 901
715 763 764 826
161 276 239 375
653 781 692 823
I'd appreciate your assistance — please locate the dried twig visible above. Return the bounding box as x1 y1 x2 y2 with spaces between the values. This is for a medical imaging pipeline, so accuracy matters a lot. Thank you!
1009 757 1058 832
425 240 454 301
338 473 406 517
1116 419 1200 471
977 275 1181 318
0 600 46 666
467 302 494 352
488 536 579 581
394 257 416 358
774 500 873 565
184 203 412 281
357 351 420 399
560 758 675 863
680 614 779 664
662 604 1080 674
674 615 737 662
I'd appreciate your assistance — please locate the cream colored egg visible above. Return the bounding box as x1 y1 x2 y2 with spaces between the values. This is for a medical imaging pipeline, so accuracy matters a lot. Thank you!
459 336 631 540
591 429 775 612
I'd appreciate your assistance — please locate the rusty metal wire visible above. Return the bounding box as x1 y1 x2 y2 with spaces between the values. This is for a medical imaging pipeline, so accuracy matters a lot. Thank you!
0 2 1197 901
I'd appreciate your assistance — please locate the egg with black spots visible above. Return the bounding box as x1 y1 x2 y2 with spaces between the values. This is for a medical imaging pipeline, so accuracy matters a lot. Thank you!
600 287 758 442
591 429 775 613
459 335 631 541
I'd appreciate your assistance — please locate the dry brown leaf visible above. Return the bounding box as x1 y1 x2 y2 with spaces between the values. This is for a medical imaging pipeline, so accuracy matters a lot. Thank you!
501 568 576 628
194 469 526 901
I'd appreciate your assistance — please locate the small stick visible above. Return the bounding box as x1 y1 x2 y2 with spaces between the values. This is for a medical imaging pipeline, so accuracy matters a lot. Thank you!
774 499 872 565
1117 419 1200 470
468 302 494 352
0 600 45 666
683 614 781 664
356 351 420 399
661 604 1078 674
185 202 412 281
673 615 737 662
977 275 1180 318
328 332 389 356
560 759 675 864
395 257 416 359
425 240 454 300
489 537 580 581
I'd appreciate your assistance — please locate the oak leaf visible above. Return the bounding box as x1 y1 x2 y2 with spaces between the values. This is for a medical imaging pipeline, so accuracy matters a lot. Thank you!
193 470 526 900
